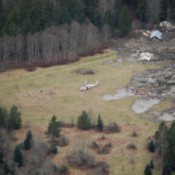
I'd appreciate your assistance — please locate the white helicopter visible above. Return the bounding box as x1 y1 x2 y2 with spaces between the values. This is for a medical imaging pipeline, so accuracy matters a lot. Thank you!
80 80 99 91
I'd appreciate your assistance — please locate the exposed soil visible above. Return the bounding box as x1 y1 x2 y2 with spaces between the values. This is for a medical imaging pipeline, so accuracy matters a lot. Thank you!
104 33 175 121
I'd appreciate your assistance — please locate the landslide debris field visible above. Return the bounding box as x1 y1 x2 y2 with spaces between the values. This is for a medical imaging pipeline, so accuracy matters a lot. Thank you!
111 35 175 122
0 35 175 175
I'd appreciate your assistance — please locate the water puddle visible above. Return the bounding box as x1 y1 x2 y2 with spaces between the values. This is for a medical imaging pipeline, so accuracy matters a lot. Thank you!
131 98 161 114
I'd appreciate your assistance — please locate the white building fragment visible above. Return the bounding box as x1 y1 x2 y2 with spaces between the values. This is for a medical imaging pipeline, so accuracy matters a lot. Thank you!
139 52 155 61
150 30 162 40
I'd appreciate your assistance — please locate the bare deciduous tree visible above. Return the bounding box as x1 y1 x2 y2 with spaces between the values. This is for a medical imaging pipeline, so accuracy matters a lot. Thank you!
27 32 41 63
102 23 112 43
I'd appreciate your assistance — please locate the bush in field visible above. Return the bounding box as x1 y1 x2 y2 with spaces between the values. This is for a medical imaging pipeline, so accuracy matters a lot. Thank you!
57 135 69 147
147 140 156 153
90 141 98 149
97 144 111 154
127 143 137 150
77 111 91 130
87 161 110 175
131 130 138 137
54 164 69 174
150 160 154 169
67 149 96 168
106 122 121 133
49 143 58 154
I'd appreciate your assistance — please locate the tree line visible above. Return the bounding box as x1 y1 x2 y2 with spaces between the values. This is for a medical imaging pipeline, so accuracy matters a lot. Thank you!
1 0 175 35
0 21 104 70
144 121 175 175
0 0 175 70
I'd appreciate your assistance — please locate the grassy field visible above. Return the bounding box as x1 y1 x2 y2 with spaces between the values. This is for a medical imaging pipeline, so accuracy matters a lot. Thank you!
0 49 171 175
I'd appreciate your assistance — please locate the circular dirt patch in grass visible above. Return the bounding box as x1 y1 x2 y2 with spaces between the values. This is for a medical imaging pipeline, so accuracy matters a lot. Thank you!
75 69 95 75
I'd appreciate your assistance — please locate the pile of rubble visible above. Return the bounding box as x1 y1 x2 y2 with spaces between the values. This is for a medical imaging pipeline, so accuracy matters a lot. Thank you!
129 66 175 98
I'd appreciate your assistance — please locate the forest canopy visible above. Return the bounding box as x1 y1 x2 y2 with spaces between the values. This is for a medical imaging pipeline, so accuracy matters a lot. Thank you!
0 0 175 70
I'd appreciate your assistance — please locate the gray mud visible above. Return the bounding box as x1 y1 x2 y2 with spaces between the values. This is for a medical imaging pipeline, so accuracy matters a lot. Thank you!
131 98 161 114
102 89 134 101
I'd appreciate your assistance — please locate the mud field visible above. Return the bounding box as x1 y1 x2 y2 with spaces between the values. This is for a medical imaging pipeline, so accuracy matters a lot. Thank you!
104 35 175 122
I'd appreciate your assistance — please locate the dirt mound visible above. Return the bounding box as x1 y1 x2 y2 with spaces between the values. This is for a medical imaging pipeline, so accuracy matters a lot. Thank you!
75 69 95 75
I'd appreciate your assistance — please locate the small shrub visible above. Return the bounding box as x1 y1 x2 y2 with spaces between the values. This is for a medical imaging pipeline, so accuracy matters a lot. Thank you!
87 161 110 175
106 122 121 133
131 130 138 137
97 145 111 154
127 143 137 150
105 142 112 148
90 141 98 149
97 161 110 171
50 143 58 154
99 135 106 140
58 136 69 147
54 164 69 174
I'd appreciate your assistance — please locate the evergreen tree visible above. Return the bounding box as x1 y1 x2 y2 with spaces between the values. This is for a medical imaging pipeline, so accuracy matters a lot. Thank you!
3 161 10 174
0 107 8 128
144 164 152 175
97 114 103 132
23 130 33 150
48 115 60 138
13 145 23 167
150 160 154 169
0 151 3 164
83 0 101 27
155 122 168 161
118 5 132 36
148 140 156 153
77 111 91 130
136 0 148 22
7 105 22 130
103 10 115 30
162 161 171 175
165 122 175 170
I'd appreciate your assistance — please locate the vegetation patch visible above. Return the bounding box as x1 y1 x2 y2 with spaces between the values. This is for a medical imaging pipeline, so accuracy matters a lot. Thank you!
74 68 95 75
67 149 96 169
